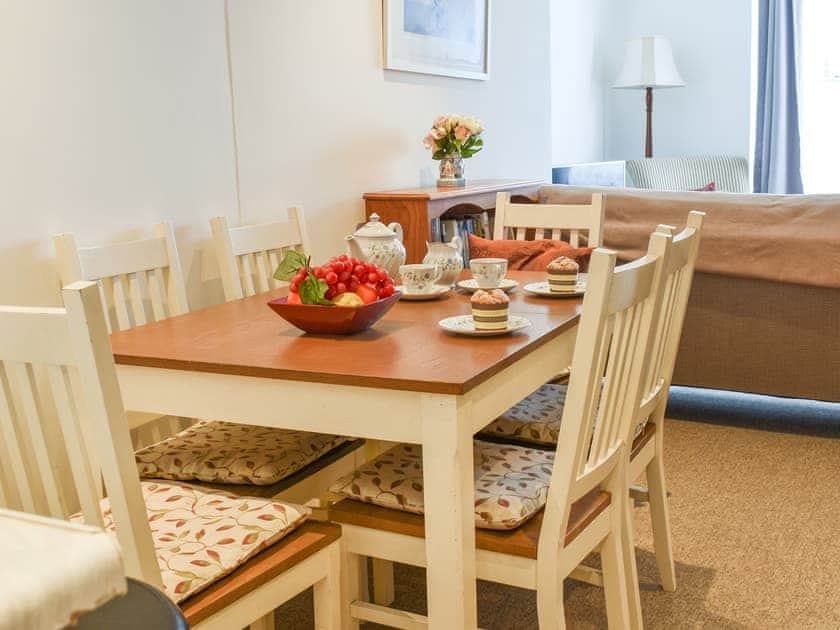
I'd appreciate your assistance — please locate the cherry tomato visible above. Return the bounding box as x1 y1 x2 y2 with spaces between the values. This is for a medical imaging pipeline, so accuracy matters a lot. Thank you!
366 262 377 273
325 287 336 300
349 279 360 291
313 266 326 279
380 284 395 297
331 262 344 272
352 264 365 278
290 279 300 292
338 254 348 262
376 268 388 281
342 261 353 272
336 282 347 294
325 271 338 285
338 271 351 282
367 272 378 284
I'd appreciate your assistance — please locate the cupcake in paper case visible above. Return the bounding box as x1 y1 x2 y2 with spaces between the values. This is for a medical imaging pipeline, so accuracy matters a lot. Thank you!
547 256 579 293
471 289 510 331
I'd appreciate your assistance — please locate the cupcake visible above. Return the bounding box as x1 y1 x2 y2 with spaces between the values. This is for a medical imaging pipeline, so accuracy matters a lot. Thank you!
547 256 579 293
471 289 510 331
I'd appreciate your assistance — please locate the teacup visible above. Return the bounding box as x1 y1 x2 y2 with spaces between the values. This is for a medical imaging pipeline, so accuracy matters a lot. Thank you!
469 258 508 289
399 263 442 294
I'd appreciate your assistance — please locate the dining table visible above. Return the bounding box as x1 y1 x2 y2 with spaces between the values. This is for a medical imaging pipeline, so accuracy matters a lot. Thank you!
109 269 583 629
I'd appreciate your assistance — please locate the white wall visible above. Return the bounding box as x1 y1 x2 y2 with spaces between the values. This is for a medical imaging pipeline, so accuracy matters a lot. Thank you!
0 1 238 308
550 0 612 164
603 0 753 160
0 0 552 307
226 0 552 263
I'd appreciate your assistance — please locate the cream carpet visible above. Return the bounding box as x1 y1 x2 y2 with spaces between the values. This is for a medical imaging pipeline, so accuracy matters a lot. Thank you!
276 418 840 629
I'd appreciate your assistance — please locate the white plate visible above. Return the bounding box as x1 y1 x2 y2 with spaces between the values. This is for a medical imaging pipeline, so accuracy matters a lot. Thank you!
438 314 531 337
524 277 586 298
396 285 450 301
456 278 519 293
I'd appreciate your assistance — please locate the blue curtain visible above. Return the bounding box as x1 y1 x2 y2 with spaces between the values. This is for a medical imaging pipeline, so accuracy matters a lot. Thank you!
754 0 804 194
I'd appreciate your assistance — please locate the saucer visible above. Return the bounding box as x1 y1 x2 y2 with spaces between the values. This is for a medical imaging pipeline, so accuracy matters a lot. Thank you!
524 276 587 298
455 278 519 293
396 285 450 301
438 314 531 337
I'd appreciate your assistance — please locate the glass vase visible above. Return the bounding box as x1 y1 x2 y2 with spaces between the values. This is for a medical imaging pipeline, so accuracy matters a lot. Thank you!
437 154 465 187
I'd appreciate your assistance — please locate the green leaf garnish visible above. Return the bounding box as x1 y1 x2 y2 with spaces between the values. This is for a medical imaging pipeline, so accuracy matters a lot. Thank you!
298 275 334 306
273 250 308 281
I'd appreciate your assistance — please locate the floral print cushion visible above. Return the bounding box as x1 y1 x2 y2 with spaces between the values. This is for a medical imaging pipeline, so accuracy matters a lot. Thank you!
136 421 349 485
482 383 568 446
330 441 554 530
482 382 647 447
73 481 309 603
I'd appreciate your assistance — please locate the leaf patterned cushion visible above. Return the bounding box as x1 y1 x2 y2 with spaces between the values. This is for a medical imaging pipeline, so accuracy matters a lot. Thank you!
482 383 568 446
330 440 554 530
73 481 309 603
481 382 647 448
136 421 349 485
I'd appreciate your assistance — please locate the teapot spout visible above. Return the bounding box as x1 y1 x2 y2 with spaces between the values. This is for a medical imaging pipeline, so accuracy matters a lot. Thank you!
345 235 365 261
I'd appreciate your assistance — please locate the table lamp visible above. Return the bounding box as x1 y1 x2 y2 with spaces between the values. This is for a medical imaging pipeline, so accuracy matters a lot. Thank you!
613 36 685 158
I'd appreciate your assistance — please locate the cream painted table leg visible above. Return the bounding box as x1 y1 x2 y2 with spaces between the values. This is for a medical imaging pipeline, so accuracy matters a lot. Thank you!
420 393 478 630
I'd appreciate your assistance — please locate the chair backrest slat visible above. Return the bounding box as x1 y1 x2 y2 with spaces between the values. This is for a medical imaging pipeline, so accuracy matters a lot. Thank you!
46 364 104 527
538 231 672 561
0 282 161 587
211 206 311 301
494 192 605 247
54 221 189 332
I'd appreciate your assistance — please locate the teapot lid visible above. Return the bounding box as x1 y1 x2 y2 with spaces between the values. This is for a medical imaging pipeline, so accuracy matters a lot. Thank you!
354 213 398 238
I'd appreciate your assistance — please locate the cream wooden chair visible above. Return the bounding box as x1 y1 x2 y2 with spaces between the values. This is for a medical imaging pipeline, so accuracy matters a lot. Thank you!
54 223 189 443
0 281 341 630
329 233 673 629
211 206 311 301
493 191 605 247
481 211 705 601
54 224 363 509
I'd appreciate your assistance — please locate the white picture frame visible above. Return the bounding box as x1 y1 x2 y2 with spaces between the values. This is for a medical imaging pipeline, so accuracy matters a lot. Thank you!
383 0 491 81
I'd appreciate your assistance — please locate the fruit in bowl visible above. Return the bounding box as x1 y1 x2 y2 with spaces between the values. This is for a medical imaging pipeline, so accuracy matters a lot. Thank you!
267 251 401 334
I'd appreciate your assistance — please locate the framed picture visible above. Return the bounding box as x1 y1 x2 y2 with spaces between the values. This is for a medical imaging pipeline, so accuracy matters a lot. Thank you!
383 0 491 81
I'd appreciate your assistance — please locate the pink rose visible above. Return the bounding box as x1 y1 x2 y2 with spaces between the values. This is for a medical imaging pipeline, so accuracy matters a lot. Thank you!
454 125 471 141
432 126 446 139
423 133 438 150
433 116 448 129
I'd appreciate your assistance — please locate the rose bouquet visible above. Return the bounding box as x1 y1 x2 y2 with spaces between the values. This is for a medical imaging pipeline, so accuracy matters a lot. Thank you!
423 114 484 159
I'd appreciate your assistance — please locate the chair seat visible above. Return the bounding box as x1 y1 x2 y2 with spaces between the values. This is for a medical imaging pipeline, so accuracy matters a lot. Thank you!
135 421 350 486
179 521 341 627
74 481 310 603
481 383 569 446
330 489 610 560
480 383 650 449
331 440 557 531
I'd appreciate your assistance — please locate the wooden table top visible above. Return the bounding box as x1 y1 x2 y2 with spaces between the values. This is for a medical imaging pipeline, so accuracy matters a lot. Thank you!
362 179 544 201
110 271 581 395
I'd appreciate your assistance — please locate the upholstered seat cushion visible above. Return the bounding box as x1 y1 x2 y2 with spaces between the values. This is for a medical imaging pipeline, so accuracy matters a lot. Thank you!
330 440 554 530
480 382 646 448
75 481 309 603
482 383 568 446
136 421 349 486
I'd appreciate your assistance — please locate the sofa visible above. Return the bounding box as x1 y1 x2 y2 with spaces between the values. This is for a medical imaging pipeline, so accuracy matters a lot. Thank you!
552 155 750 193
538 185 840 402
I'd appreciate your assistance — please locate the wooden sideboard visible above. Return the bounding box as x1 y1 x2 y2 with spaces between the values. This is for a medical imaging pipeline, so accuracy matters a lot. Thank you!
363 179 543 263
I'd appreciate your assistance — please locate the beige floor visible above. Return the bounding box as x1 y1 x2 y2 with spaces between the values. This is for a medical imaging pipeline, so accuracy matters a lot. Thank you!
277 418 840 629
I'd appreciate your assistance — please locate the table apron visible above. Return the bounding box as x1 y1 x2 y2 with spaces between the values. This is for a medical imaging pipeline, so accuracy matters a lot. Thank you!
116 326 575 444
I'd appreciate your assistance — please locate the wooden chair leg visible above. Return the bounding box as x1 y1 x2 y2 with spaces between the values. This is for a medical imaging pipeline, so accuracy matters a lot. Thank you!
600 528 631 630
314 544 342 630
536 572 566 630
621 496 644 630
371 559 395 606
249 612 274 630
340 542 362 630
646 453 677 591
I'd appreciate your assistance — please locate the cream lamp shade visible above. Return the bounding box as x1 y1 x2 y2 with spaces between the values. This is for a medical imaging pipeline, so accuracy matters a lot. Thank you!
614 36 685 89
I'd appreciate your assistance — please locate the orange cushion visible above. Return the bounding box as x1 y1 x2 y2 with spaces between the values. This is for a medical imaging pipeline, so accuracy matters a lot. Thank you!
468 233 593 271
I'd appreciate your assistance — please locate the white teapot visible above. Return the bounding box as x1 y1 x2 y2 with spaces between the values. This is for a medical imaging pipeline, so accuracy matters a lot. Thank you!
345 213 406 278
423 236 464 286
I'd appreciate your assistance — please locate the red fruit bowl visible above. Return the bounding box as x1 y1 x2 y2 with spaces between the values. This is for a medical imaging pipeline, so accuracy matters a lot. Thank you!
266 292 401 335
